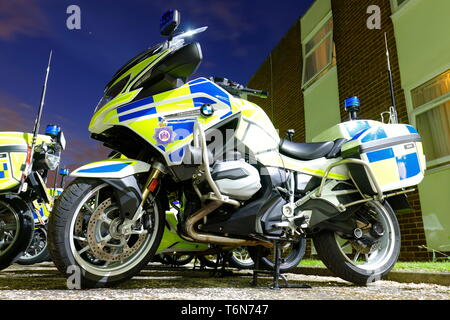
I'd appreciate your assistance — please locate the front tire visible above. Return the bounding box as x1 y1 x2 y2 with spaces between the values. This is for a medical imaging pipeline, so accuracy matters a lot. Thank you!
48 178 165 288
313 200 400 285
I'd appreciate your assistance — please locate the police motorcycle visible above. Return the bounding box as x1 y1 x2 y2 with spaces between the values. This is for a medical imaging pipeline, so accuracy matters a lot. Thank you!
0 52 67 270
48 10 425 287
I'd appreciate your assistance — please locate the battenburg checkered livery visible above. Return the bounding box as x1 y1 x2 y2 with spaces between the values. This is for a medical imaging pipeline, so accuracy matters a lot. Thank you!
341 122 426 195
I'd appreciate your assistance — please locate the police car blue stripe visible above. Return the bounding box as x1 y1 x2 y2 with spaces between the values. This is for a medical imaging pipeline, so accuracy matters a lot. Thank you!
0 171 4 179
366 148 394 163
3 163 7 170
78 162 132 173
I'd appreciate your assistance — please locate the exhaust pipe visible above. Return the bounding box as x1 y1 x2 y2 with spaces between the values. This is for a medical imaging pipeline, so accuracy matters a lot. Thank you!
185 201 272 248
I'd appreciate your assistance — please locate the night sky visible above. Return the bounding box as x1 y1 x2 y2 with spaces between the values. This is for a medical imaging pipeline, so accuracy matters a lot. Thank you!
0 0 314 171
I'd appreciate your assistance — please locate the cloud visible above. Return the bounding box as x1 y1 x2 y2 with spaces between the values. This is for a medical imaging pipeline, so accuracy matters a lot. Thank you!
0 0 49 40
0 92 34 131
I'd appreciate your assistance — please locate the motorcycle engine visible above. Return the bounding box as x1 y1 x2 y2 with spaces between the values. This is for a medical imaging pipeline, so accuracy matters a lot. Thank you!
211 160 261 201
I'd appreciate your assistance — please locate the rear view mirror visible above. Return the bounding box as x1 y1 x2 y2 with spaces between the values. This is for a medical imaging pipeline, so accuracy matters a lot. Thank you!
160 10 180 37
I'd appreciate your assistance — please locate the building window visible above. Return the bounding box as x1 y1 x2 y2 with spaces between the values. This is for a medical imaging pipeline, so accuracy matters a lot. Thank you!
302 17 336 88
410 70 450 167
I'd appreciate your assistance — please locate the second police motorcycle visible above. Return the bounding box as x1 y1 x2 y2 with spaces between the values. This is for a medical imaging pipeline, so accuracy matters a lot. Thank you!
48 11 426 288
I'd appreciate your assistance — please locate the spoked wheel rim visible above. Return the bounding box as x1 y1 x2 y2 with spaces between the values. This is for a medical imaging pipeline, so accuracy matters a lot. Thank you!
231 247 254 267
335 201 396 271
21 227 47 259
264 241 298 264
69 184 160 277
0 201 20 257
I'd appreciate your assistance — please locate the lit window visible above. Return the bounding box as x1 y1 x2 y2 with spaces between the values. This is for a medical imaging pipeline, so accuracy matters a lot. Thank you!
302 17 335 87
410 70 450 166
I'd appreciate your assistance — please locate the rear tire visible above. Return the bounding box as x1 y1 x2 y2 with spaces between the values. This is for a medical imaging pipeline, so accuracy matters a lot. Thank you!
313 201 400 285
48 178 165 288
0 198 34 270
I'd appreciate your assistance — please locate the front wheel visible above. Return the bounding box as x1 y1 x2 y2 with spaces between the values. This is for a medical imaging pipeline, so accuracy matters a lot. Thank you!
313 200 400 285
48 178 165 288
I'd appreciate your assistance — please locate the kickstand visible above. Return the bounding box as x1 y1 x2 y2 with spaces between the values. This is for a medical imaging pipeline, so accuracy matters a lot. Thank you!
252 241 311 290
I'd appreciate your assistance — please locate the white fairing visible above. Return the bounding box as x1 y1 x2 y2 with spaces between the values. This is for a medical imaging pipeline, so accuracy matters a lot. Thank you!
212 160 261 201
71 159 150 179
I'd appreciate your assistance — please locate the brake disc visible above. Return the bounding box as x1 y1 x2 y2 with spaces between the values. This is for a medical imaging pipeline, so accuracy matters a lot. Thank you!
86 198 146 262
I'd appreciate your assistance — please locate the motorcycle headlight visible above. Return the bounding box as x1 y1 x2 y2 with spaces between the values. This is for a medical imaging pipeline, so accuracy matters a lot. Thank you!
44 153 60 171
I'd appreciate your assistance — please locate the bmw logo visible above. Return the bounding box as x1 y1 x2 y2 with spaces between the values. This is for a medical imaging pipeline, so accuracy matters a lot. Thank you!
200 104 214 117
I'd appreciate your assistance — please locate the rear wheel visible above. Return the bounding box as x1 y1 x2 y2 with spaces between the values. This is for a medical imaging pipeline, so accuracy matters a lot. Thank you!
162 254 194 266
249 238 306 272
313 200 400 285
228 247 255 269
0 198 34 270
48 179 165 288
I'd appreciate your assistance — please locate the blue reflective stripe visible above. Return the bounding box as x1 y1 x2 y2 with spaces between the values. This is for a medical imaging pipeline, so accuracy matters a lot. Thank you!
406 125 418 134
78 162 132 173
220 111 232 120
366 148 394 162
350 128 369 141
190 81 230 107
189 78 208 85
0 171 4 179
3 163 7 170
117 96 154 114
396 153 420 180
193 97 216 107
118 107 157 122
345 121 371 137
361 127 387 143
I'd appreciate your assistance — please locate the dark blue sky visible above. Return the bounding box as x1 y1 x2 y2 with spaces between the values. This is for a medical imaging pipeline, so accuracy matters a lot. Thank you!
0 0 314 169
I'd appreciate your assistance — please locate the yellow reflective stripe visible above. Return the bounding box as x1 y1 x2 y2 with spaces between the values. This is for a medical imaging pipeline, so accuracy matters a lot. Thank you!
301 168 348 180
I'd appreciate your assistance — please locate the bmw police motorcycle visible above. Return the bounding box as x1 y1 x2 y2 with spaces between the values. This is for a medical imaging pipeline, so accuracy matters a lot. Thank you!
48 11 425 287
0 52 66 270
17 169 68 265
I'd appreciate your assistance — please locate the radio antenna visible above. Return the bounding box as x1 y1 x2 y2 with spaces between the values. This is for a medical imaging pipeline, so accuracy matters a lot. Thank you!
384 33 398 124
31 50 53 147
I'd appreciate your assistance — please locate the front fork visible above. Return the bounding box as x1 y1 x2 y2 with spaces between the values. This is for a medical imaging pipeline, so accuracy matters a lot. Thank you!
119 161 166 234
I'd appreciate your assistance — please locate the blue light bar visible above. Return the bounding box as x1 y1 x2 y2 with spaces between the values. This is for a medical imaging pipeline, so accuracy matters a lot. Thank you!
45 124 60 137
344 96 360 110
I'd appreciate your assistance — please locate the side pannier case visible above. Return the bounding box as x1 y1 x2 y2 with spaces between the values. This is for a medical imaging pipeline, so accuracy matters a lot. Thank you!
340 124 426 195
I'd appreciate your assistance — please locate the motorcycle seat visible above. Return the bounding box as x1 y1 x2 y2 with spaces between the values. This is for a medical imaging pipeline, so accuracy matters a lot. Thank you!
279 139 335 161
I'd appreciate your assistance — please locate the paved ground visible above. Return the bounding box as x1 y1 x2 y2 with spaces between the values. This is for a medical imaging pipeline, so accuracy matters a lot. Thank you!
0 262 448 300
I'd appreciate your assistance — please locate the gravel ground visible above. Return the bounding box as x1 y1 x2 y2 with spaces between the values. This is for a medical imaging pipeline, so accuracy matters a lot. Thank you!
0 262 448 300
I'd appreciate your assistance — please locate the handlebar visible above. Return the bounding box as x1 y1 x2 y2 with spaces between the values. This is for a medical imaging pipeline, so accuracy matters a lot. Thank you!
210 77 268 99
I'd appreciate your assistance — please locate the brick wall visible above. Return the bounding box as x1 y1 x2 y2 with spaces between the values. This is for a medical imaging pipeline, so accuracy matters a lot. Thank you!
247 19 305 142
331 0 430 261
247 0 432 261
